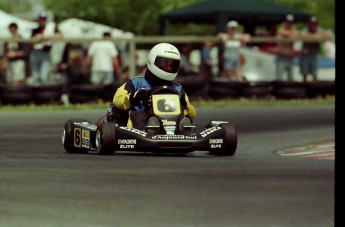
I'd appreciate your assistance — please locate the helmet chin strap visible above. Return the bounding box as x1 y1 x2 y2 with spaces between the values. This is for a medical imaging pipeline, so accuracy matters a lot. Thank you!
145 69 172 86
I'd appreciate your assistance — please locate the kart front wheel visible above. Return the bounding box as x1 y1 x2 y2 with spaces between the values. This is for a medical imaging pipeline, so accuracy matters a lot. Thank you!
96 122 116 155
209 123 237 156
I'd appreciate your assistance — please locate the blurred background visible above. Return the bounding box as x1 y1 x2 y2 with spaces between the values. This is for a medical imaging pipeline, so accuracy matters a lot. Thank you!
0 0 335 105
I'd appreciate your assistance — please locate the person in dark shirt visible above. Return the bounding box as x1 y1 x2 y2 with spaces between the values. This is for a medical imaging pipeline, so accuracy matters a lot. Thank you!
299 16 333 82
28 12 62 85
3 22 28 84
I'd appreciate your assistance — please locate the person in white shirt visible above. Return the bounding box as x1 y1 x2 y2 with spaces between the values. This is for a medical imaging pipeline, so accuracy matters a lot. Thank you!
219 20 250 81
84 32 121 85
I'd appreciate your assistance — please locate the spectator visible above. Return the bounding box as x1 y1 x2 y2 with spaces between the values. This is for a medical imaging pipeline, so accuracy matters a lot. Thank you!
209 44 219 77
3 22 28 84
259 23 278 54
299 16 333 82
275 14 298 81
179 44 196 75
28 12 62 85
200 41 213 78
60 43 89 85
84 31 121 85
219 20 250 81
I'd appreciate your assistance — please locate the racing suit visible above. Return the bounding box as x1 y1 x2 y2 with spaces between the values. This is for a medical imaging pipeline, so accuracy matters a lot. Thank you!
111 72 196 130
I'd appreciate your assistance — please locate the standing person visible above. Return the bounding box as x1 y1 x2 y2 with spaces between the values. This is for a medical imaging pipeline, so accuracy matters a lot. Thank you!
29 12 62 85
275 14 298 81
3 22 28 84
84 32 121 85
107 43 196 130
299 16 333 82
219 20 250 81
179 44 196 75
200 41 213 78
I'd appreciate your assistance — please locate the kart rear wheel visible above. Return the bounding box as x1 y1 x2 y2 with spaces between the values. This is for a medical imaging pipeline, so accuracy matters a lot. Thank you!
63 119 89 154
209 123 237 156
96 122 116 155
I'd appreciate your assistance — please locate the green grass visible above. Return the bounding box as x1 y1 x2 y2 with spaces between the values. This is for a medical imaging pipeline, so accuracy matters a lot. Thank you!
0 96 335 112
194 96 335 107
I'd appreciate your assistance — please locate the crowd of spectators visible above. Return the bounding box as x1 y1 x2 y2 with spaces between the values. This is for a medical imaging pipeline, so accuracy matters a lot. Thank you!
0 13 335 87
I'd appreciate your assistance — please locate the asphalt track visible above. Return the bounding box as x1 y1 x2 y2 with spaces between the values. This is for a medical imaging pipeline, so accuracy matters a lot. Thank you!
0 105 335 227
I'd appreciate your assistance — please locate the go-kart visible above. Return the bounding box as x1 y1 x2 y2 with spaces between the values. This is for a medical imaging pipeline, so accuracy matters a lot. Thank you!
62 86 237 156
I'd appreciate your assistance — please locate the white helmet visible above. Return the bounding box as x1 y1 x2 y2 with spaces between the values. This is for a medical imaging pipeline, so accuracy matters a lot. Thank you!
147 43 181 82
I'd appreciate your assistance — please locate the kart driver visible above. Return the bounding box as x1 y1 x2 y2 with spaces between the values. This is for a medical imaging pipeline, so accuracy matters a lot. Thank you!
108 42 196 130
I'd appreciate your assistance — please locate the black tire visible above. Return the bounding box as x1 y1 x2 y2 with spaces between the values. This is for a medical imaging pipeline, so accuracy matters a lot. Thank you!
208 85 240 100
209 78 248 89
69 84 104 95
241 81 273 98
30 83 64 92
68 84 104 103
0 84 32 105
0 93 32 105
102 82 122 101
175 75 207 93
272 81 307 99
68 93 97 104
187 85 210 101
273 87 307 99
0 84 31 93
32 91 63 104
272 81 305 89
62 119 89 154
208 79 247 100
305 81 335 98
209 123 237 156
96 122 116 155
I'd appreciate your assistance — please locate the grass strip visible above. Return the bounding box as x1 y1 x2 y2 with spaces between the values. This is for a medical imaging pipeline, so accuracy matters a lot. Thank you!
0 96 335 112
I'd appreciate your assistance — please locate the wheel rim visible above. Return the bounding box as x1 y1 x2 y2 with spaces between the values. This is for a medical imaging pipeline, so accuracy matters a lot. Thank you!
62 129 66 145
95 130 101 148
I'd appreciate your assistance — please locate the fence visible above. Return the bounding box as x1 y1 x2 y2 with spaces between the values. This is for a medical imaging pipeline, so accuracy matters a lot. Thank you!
0 36 335 105
0 35 333 77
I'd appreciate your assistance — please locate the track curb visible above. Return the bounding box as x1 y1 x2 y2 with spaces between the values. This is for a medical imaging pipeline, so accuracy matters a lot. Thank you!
276 140 335 160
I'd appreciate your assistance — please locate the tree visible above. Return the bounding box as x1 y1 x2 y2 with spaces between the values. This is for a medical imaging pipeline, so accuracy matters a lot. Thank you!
1 0 334 35
275 0 334 31
44 0 200 35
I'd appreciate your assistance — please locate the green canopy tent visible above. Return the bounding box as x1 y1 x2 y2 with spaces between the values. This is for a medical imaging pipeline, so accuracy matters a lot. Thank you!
159 0 311 35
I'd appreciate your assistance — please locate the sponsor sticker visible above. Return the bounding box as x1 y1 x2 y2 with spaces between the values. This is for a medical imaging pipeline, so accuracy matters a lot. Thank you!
200 127 221 138
74 122 90 126
209 139 223 144
209 138 223 148
120 127 147 137
118 139 136 149
81 129 90 148
151 135 197 140
74 128 81 148
162 119 176 126
211 144 222 148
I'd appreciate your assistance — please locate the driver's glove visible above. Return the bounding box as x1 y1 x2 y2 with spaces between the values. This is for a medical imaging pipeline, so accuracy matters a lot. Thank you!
129 89 150 106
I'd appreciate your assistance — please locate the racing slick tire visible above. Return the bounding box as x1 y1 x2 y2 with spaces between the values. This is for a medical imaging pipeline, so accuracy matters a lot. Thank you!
209 123 237 156
63 119 89 154
96 122 116 155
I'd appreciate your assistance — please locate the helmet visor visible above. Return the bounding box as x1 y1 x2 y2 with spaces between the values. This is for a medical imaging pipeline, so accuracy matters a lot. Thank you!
154 56 180 73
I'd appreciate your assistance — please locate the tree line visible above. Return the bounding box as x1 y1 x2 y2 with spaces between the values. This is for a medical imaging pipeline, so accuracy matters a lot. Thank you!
0 0 334 35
